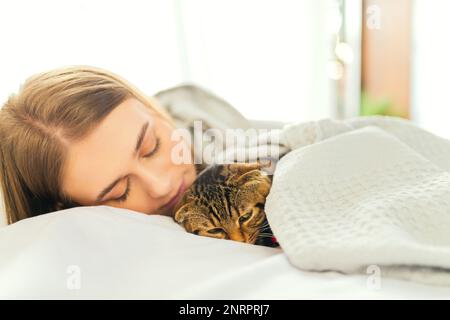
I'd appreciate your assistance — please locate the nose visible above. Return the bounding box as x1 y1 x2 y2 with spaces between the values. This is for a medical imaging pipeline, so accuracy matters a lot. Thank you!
133 163 173 198
228 230 246 243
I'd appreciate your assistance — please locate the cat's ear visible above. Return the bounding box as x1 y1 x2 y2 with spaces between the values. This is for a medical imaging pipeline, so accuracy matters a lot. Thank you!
172 188 196 222
235 167 272 203
239 177 271 196
228 160 271 176
173 202 191 224
235 177 271 210
173 201 208 225
235 161 271 186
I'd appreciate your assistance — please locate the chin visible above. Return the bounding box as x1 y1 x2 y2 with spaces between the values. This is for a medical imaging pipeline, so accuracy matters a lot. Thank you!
186 165 197 181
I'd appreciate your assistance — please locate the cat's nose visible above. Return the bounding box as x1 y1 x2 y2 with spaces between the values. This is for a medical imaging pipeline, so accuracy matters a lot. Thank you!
228 231 246 242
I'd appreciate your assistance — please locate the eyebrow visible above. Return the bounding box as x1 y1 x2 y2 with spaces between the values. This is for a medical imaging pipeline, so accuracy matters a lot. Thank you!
95 121 150 203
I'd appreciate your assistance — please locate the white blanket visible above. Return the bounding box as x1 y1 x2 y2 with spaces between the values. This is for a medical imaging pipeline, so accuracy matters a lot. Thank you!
266 115 450 286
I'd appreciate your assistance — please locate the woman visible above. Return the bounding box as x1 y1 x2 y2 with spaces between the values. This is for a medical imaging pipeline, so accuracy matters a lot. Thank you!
0 65 255 224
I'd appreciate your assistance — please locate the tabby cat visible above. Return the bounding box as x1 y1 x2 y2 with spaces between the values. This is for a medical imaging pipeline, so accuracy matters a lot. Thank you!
173 162 279 247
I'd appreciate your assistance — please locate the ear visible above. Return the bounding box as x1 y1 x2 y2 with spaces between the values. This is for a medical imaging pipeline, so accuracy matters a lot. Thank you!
236 170 263 186
173 201 210 225
242 178 271 197
228 160 271 176
173 202 192 224
234 178 271 210
235 169 272 207
235 161 271 186
172 187 197 221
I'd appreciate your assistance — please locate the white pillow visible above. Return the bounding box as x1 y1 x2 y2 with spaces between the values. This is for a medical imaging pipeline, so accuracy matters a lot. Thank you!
0 213 5 228
0 205 279 299
0 198 6 227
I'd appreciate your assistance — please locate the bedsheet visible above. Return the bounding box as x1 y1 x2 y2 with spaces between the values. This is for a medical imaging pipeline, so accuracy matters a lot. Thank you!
1 206 449 299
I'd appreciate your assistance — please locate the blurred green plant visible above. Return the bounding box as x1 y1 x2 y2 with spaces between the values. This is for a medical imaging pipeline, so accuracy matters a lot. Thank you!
360 91 408 118
360 91 391 116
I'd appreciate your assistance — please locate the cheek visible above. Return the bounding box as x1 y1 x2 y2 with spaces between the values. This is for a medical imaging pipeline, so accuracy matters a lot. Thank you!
162 126 194 167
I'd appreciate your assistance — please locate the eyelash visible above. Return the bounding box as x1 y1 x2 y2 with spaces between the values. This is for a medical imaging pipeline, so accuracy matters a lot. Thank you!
143 137 160 158
116 137 161 203
116 178 131 203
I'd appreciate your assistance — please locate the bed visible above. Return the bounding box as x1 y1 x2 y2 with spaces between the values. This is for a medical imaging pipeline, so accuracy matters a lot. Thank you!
1 205 450 299
2 84 450 298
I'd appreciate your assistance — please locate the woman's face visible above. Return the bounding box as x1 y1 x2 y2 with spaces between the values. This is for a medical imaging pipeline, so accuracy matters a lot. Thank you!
61 97 197 217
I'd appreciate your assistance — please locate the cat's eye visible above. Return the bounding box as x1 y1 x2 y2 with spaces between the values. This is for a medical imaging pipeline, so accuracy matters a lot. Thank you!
207 228 225 234
239 211 253 224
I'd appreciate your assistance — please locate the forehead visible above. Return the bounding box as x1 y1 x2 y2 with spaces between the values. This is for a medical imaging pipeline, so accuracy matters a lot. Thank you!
61 98 155 203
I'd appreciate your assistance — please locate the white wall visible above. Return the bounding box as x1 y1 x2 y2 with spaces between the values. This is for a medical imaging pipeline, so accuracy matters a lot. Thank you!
176 0 333 122
0 0 333 123
0 0 184 105
411 0 450 139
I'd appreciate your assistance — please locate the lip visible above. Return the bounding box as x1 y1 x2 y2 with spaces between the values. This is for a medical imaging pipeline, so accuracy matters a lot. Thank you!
160 178 186 212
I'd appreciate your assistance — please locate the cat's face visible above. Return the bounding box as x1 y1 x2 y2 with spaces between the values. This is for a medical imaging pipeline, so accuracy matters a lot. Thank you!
173 162 272 244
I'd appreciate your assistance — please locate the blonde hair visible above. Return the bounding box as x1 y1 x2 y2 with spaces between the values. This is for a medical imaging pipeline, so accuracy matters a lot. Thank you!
0 65 174 224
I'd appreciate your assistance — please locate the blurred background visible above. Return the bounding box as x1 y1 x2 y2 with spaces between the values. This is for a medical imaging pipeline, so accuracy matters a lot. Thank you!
0 0 449 137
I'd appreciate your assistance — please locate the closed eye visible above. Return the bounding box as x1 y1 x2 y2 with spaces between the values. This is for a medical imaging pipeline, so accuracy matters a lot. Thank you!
114 137 161 203
207 228 225 234
115 178 131 203
143 137 160 158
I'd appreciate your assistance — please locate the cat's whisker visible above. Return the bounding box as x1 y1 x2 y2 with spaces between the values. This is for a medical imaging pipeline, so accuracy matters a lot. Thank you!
258 221 270 228
257 233 275 238
250 231 264 243
258 223 270 230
